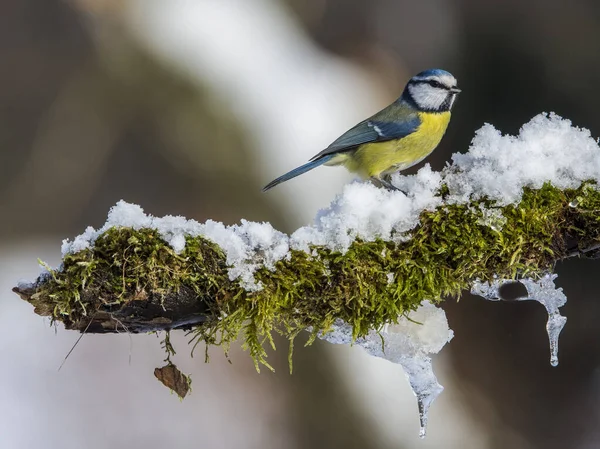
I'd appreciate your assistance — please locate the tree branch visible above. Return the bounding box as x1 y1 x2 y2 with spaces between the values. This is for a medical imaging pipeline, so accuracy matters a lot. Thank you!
11 179 600 367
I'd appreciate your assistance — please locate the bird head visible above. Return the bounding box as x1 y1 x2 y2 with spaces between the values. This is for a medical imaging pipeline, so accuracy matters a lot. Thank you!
402 69 461 113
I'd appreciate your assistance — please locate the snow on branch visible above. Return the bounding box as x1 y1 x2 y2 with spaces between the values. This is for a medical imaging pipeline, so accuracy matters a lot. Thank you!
12 113 600 435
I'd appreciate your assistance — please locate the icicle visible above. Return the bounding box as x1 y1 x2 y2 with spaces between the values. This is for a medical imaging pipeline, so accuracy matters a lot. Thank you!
472 273 567 366
397 354 444 438
519 275 567 366
319 301 453 437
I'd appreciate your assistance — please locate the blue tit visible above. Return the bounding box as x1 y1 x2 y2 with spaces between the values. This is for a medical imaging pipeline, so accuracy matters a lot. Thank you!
263 69 460 191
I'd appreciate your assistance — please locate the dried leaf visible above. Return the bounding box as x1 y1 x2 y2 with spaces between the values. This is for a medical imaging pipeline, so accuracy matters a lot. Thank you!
154 364 191 399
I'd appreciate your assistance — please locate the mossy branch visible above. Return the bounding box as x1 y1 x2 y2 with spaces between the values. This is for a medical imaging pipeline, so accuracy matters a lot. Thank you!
12 182 600 368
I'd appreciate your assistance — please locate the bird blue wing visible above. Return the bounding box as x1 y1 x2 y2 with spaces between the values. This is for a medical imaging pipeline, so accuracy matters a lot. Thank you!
310 111 421 161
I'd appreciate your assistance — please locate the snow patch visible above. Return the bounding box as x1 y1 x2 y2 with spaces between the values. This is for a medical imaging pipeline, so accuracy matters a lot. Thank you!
445 113 600 204
61 203 289 291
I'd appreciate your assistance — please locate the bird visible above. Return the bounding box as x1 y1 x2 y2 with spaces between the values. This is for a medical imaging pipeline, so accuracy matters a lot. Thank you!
262 69 460 192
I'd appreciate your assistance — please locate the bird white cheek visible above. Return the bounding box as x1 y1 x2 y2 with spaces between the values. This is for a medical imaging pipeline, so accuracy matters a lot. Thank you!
409 85 447 110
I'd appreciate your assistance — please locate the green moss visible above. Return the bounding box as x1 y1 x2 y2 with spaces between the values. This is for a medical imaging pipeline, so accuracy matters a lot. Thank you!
35 228 239 329
21 182 600 370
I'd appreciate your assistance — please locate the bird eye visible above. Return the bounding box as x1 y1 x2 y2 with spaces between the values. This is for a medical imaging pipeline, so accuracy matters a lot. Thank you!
429 80 442 88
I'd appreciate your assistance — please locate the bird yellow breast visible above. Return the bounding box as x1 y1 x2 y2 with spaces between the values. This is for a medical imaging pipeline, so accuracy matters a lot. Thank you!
341 111 451 178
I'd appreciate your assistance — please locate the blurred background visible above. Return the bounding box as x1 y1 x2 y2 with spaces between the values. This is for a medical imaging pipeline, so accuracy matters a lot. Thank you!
2 0 600 448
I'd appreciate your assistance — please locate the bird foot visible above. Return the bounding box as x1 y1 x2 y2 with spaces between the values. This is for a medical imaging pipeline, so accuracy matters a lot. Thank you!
371 177 407 194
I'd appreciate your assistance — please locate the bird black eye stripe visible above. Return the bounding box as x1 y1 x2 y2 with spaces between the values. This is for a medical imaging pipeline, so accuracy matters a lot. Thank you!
428 80 447 89
411 79 449 89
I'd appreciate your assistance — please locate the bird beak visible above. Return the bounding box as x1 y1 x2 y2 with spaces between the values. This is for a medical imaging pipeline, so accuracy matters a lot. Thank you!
450 87 462 94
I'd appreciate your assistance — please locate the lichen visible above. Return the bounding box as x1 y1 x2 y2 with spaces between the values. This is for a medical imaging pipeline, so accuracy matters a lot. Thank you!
17 181 600 370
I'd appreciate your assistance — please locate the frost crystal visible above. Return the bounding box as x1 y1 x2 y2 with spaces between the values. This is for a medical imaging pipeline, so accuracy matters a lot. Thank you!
319 301 454 437
472 274 567 366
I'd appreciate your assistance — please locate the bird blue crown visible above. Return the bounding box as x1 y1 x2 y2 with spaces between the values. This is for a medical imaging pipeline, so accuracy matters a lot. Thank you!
414 69 452 78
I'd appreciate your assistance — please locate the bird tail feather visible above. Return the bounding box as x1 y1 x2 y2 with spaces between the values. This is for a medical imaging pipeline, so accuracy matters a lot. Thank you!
262 154 334 191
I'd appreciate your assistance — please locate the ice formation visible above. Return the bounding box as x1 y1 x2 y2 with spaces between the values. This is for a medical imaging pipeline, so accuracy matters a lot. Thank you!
471 274 567 366
319 301 454 438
